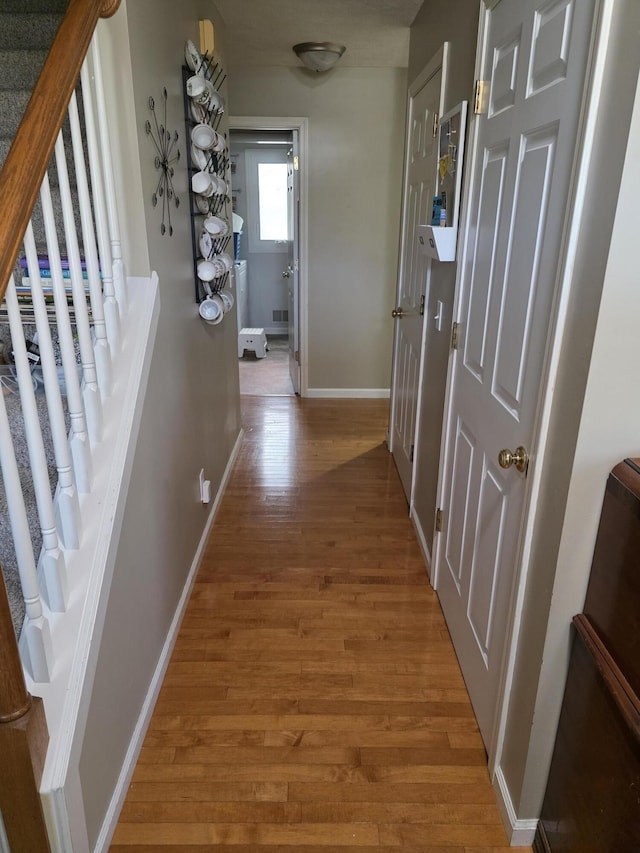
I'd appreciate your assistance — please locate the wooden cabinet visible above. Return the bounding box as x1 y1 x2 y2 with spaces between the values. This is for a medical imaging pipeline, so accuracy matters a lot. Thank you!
538 459 640 852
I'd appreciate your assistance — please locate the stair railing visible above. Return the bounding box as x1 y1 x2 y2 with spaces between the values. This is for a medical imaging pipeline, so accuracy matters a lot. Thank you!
0 0 122 847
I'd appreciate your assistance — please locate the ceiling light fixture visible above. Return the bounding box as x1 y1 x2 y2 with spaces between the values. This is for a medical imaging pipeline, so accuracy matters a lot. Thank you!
293 42 346 72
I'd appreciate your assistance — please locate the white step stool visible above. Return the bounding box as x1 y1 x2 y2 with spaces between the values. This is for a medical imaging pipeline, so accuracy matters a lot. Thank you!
238 328 267 359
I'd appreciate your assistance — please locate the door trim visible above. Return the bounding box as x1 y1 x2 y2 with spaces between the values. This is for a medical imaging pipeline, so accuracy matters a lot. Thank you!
228 115 309 397
388 44 450 505
431 0 608 778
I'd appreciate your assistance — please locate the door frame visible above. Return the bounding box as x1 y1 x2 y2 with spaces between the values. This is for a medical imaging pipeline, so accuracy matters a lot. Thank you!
388 45 449 513
431 0 608 780
229 115 309 397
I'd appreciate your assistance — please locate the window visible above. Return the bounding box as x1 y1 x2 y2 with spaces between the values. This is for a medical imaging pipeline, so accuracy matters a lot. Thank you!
257 163 289 241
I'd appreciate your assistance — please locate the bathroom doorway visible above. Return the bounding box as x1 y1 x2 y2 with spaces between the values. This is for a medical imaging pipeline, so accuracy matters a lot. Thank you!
229 117 308 396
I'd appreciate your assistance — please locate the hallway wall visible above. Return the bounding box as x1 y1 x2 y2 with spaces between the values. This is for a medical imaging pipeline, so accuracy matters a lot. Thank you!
77 2 241 847
229 66 407 394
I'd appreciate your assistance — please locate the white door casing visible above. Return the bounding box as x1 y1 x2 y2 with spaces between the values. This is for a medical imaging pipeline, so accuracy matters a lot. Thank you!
229 116 309 396
434 0 596 751
390 50 448 501
288 134 301 395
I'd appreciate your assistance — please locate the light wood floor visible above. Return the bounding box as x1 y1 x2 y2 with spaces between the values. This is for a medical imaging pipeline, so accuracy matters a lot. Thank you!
111 396 526 852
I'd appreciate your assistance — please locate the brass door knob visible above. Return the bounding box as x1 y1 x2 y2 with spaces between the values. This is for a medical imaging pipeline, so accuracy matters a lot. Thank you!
392 308 404 318
498 446 529 474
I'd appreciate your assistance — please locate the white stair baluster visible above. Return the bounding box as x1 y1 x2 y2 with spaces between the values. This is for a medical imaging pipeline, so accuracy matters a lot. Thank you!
54 127 104 443
91 34 128 314
24 220 80 550
80 63 120 350
5 275 68 615
40 171 93 494
66 99 113 395
0 381 53 682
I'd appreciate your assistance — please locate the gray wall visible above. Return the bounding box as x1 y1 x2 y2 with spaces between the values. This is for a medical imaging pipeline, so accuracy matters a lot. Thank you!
408 1 479 553
408 0 478 109
229 66 407 392
77 1 241 847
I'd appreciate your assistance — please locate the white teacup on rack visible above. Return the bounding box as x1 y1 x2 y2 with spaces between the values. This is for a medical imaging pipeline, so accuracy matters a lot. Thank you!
186 75 207 104
197 257 226 281
199 295 224 325
191 123 217 150
192 171 215 197
202 215 229 237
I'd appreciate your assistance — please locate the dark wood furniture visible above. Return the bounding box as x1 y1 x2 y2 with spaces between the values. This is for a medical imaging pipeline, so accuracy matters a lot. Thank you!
537 459 640 851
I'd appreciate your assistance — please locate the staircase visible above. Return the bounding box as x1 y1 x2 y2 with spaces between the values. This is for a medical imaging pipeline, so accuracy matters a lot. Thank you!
0 2 161 847
0 0 70 633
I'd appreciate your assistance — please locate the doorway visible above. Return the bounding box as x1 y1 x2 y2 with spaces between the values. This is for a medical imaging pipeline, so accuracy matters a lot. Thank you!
229 117 308 397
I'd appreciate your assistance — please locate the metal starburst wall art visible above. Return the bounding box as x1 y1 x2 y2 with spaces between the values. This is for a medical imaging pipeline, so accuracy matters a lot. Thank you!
145 87 180 236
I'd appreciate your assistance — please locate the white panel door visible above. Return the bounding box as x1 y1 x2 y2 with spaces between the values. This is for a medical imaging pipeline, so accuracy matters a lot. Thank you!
390 70 441 500
436 0 595 747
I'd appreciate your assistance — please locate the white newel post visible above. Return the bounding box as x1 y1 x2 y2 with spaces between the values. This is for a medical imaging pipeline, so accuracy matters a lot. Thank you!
0 383 53 682
80 62 120 354
54 127 104 444
5 275 68 615
39 172 93 494
23 221 80 551
91 34 128 315
66 96 113 396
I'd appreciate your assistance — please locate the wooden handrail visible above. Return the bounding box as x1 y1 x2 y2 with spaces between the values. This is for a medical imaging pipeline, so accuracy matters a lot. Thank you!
0 0 121 303
0 566 51 851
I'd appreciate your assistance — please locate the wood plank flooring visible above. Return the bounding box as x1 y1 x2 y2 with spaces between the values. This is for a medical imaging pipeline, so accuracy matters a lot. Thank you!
111 396 526 852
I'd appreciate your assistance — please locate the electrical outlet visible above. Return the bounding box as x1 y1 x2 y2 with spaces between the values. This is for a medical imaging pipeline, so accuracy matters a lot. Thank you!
199 468 212 504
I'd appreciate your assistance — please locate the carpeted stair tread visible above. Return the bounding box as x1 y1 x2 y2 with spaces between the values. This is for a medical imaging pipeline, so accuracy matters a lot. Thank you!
0 49 49 91
0 88 33 139
0 13 61 49
0 0 68 12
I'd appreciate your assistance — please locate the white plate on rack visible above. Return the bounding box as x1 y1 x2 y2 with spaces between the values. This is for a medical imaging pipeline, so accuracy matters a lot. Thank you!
185 39 203 74
194 194 210 215
190 142 209 172
190 100 206 124
199 230 213 258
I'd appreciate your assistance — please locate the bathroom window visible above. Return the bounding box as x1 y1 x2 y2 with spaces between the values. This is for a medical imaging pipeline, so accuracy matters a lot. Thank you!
258 163 288 241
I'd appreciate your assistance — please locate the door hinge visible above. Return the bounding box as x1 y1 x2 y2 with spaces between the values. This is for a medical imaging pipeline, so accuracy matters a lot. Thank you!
410 444 415 463
432 112 439 138
435 508 443 533
473 80 489 115
419 294 425 316
451 322 460 350
295 350 300 363
293 155 299 170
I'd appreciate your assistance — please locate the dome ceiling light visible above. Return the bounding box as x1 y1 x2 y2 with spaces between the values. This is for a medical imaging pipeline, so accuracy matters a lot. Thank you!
292 42 346 72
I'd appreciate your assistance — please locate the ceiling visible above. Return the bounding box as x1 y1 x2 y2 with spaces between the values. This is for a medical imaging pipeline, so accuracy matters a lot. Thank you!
213 0 424 68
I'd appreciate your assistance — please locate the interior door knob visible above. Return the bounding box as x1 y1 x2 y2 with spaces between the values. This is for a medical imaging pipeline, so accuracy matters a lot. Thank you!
392 308 404 318
498 446 529 474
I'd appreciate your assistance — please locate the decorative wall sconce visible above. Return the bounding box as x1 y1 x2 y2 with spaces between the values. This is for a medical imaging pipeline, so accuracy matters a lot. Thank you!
292 42 346 72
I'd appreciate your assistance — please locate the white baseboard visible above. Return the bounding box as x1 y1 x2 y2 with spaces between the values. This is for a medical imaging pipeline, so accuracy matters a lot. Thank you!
93 428 244 853
306 388 390 399
409 505 432 581
493 766 538 846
